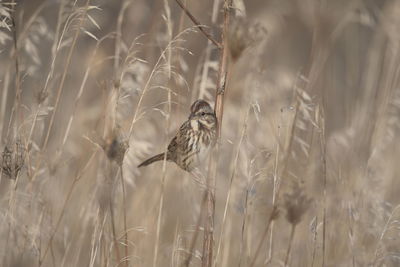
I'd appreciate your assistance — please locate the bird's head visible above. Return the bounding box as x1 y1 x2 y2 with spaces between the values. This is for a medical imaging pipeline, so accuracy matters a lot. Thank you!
189 100 217 129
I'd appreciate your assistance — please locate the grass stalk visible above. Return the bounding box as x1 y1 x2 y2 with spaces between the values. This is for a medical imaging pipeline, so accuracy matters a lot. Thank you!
120 167 129 267
152 2 173 266
265 111 283 265
42 0 91 150
21 0 66 180
310 216 318 267
151 131 169 267
248 206 277 267
319 106 327 267
215 107 248 265
113 1 130 77
284 224 296 267
249 98 300 267
238 187 250 267
110 184 122 266
201 2 232 267
184 191 207 267
372 205 400 266
174 0 221 48
55 34 114 163
38 150 97 266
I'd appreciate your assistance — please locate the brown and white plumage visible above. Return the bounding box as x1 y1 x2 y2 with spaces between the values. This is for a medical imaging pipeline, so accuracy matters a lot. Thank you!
138 100 217 172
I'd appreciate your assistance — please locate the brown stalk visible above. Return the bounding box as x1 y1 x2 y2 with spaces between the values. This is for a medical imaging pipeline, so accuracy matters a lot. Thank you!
284 224 297 267
2 5 22 266
112 3 130 265
42 0 91 150
319 107 327 267
184 191 207 267
310 216 318 267
1 2 47 140
0 0 46 137
200 1 232 267
249 100 301 267
152 2 173 266
248 206 278 267
238 187 250 267
55 34 114 167
265 114 284 265
22 0 66 181
26 0 91 207
110 191 122 266
11 13 21 128
119 167 129 267
113 1 130 77
39 150 97 266
215 107 249 265
174 0 222 49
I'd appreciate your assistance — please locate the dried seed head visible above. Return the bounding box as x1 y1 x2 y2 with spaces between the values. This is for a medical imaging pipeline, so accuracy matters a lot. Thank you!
284 182 312 225
36 89 48 104
1 141 26 179
271 204 281 221
228 17 267 61
228 18 249 60
101 128 128 166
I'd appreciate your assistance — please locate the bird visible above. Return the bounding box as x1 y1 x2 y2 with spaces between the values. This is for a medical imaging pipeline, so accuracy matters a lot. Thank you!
138 99 218 172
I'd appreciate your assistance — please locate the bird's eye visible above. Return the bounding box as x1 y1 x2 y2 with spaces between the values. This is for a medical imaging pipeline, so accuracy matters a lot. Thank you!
200 112 206 116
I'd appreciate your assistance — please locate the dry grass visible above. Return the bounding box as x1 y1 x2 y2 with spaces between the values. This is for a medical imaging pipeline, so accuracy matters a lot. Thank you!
1 0 400 266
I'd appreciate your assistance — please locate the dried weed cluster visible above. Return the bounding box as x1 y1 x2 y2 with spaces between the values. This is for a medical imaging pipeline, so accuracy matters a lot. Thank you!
1 140 25 179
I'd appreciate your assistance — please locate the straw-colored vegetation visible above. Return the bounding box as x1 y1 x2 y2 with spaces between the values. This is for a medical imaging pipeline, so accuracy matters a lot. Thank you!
1 0 400 266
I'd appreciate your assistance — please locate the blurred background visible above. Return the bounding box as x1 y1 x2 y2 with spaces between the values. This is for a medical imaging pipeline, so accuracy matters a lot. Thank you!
1 0 400 266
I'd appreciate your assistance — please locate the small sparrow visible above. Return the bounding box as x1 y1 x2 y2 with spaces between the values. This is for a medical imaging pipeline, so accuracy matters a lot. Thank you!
138 100 217 172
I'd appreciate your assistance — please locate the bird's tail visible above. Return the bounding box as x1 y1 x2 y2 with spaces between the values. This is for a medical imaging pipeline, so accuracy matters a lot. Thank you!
138 153 167 168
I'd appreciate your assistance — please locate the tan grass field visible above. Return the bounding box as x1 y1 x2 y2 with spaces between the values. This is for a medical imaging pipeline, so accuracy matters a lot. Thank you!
0 0 400 266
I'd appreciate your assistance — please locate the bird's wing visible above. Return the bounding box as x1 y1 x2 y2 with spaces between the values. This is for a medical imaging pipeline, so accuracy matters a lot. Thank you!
168 121 193 156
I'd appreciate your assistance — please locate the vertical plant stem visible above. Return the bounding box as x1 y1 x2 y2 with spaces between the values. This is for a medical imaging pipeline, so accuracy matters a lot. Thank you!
202 1 232 267
284 224 297 267
249 104 300 267
120 167 129 267
150 139 166 266
152 1 173 266
0 0 47 142
114 1 130 77
213 1 231 132
38 151 97 266
110 191 122 266
238 188 250 267
266 113 283 265
185 191 207 267
2 5 20 265
202 171 216 267
372 205 400 266
215 108 248 265
310 217 318 267
42 0 91 150
54 34 112 163
28 0 91 188
248 208 276 267
196 0 220 100
0 67 11 141
152 85 174 266
21 0 66 181
10 9 21 138
319 107 327 267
